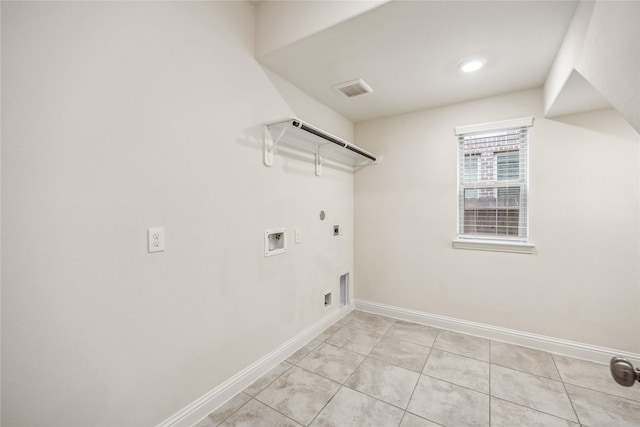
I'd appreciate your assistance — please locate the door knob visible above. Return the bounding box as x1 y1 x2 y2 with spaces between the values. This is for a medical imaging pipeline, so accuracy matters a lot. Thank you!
610 356 640 387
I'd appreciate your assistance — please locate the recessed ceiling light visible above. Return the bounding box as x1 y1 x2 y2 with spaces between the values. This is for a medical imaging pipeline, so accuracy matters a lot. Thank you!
459 59 486 73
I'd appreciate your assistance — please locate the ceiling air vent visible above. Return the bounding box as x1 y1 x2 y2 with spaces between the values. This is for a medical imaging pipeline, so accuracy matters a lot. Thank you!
333 78 373 98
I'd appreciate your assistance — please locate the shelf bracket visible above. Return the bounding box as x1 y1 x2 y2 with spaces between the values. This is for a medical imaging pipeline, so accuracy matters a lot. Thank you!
264 125 288 167
315 145 337 176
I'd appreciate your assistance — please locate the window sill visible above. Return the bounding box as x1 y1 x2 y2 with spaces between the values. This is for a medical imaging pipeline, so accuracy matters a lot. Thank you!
452 239 535 254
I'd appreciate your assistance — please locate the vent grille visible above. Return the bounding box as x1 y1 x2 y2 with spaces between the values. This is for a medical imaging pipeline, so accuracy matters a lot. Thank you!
333 78 373 98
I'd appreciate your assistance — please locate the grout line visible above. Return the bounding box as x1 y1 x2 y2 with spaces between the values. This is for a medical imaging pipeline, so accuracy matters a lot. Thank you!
548 350 563 379
418 343 433 374
489 339 492 426
244 311 633 427
306 385 342 426
420 372 490 397
397 411 408 427
343 321 389 337
244 361 294 397
490 395 583 425
249 365 340 425
404 366 423 411
340 383 410 412
488 360 561 382
550 353 640 404
563 381 640 404
400 408 448 427
208 394 252 426
428 346 490 364
365 348 431 375
253 397 308 427
552 356 581 424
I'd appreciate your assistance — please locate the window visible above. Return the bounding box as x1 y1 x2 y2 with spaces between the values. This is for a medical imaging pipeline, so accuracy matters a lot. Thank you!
455 117 533 246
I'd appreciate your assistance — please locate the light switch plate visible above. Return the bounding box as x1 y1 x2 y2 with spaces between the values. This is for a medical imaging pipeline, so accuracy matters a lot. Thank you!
148 227 165 253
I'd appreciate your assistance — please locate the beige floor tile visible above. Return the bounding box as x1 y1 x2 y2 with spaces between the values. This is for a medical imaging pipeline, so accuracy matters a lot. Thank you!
219 399 302 427
206 392 251 425
345 357 420 409
256 366 340 425
385 320 439 348
491 341 560 380
297 342 365 383
370 336 431 372
327 324 384 355
244 362 293 397
335 311 359 325
423 349 489 394
226 316 640 427
315 323 344 342
286 339 323 364
310 386 404 427
491 398 579 427
407 375 489 427
432 330 490 362
350 311 396 334
399 412 441 426
566 384 640 427
554 354 640 402
491 365 577 422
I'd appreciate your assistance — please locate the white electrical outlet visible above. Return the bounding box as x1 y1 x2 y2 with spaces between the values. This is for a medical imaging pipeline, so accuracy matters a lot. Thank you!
295 229 302 243
148 227 165 253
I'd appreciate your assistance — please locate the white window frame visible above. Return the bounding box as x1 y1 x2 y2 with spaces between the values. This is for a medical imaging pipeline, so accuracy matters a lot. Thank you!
452 117 535 254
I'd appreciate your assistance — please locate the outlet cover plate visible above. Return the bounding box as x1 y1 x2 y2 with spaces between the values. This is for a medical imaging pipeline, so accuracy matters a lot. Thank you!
148 227 165 253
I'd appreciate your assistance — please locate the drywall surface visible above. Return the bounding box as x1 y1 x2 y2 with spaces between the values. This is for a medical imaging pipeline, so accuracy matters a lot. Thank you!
544 0 639 133
544 0 595 115
1 2 353 425
545 69 609 118
354 88 640 353
254 0 388 57
262 67 354 141
576 0 639 133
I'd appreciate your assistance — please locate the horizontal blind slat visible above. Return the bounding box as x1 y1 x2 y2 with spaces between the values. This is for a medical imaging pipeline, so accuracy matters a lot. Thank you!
458 124 529 240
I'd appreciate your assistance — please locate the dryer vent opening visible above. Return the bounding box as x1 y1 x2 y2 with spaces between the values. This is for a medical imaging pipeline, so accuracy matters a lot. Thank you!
340 273 350 307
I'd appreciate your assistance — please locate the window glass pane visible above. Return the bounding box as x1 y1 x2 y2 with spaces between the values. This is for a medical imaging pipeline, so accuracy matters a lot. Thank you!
497 187 520 207
497 151 519 181
458 126 528 240
463 154 479 183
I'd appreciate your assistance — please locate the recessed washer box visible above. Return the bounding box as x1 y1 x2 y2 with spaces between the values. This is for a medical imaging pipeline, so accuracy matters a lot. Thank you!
265 228 287 257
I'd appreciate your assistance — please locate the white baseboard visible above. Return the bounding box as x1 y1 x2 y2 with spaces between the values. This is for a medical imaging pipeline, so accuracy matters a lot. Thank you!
354 299 640 366
157 305 353 427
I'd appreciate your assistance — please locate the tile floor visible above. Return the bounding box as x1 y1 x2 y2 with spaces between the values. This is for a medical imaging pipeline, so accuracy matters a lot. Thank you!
196 310 640 427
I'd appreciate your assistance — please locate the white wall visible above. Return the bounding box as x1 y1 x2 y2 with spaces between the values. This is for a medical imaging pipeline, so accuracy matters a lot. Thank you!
1 2 353 425
254 0 389 57
576 0 640 133
261 66 354 141
354 88 640 353
544 0 639 133
544 0 596 115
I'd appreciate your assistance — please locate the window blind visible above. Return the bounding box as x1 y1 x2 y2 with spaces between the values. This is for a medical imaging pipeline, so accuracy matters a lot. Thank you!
457 125 530 241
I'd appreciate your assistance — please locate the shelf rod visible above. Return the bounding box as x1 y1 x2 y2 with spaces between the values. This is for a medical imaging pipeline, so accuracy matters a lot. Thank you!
291 120 376 162
345 144 376 162
293 120 346 149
